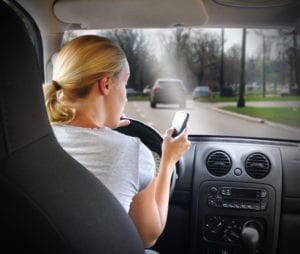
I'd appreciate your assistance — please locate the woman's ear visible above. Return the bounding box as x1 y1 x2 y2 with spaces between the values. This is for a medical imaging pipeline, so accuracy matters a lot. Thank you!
97 76 111 95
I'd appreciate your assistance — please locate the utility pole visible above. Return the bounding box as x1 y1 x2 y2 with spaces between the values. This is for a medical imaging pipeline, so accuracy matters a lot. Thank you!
293 31 299 93
220 28 225 96
238 28 246 107
262 34 266 97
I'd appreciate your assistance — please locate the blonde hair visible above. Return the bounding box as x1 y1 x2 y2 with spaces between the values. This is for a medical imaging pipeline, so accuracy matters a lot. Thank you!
43 35 126 125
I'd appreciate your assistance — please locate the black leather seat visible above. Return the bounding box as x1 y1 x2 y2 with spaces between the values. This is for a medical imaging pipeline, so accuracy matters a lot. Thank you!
0 2 144 253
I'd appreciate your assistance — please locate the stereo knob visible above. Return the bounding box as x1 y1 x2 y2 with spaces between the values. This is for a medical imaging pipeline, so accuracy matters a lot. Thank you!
206 216 225 240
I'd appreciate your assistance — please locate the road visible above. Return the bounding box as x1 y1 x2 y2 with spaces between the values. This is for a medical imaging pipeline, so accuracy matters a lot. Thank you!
124 100 300 140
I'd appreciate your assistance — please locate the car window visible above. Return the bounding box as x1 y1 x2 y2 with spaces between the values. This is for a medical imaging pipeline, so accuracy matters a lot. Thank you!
157 81 183 88
62 28 300 141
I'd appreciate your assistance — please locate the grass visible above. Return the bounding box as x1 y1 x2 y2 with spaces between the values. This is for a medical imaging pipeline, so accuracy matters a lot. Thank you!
129 93 300 102
127 95 149 101
221 106 300 128
208 95 300 103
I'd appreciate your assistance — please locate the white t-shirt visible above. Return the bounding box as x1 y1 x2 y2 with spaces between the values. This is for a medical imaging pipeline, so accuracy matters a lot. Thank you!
52 125 155 212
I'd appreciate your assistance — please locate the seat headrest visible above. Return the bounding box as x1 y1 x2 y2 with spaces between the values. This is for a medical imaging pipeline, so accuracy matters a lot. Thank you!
0 1 51 159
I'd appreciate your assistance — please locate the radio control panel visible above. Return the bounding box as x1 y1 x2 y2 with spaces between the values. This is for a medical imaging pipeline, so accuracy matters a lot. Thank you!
196 181 276 254
204 215 265 246
207 186 268 211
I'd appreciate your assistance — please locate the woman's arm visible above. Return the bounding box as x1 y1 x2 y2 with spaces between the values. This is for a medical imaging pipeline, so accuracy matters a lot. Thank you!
129 127 190 247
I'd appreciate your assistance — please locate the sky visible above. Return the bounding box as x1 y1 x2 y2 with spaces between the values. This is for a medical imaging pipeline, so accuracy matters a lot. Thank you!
226 29 266 57
204 28 265 57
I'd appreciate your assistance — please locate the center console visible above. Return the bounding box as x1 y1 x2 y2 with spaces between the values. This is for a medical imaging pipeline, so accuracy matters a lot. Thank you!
197 181 275 254
189 141 282 254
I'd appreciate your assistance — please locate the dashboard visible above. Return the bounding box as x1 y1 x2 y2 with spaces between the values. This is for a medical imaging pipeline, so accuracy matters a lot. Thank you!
155 136 300 254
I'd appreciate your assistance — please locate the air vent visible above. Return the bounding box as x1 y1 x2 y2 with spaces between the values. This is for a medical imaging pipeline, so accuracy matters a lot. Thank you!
206 151 232 176
245 153 271 179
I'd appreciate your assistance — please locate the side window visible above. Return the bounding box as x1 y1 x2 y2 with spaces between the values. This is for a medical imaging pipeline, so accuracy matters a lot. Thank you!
46 53 58 83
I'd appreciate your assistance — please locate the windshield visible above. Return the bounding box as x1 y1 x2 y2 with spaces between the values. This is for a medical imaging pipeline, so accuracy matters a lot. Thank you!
63 28 300 141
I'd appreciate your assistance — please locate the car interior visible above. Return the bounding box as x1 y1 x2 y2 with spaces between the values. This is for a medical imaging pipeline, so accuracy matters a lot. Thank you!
1 0 299 254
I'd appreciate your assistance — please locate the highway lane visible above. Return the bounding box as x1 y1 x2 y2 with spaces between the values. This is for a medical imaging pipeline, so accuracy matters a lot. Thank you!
124 100 300 140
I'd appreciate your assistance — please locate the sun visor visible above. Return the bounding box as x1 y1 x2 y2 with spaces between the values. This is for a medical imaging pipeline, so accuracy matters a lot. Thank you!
203 0 300 29
53 0 208 29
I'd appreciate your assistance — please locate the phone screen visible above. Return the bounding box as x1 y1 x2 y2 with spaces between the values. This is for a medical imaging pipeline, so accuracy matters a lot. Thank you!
171 111 189 137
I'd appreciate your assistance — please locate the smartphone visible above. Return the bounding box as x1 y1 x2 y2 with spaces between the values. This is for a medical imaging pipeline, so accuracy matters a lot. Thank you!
171 111 189 137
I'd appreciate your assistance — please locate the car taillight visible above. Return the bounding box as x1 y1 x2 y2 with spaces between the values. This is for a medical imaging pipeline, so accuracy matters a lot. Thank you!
152 86 160 92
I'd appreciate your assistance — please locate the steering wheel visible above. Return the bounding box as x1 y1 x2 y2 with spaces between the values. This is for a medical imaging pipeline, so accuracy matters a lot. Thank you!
116 118 182 197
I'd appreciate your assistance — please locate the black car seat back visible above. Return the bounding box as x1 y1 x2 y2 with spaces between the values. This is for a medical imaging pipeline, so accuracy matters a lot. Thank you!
0 2 144 253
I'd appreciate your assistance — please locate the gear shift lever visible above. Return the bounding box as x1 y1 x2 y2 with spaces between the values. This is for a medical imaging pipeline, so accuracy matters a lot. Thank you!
241 221 260 254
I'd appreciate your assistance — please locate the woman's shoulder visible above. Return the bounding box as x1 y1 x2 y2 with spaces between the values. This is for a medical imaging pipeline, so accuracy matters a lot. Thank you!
52 124 142 146
110 128 141 144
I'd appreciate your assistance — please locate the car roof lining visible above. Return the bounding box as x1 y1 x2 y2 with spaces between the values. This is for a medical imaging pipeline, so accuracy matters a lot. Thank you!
16 0 300 33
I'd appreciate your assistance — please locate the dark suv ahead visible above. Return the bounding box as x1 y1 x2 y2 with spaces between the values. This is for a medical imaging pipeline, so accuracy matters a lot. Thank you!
150 78 186 108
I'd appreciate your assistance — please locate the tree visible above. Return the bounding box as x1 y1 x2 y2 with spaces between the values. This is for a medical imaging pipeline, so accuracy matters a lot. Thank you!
159 28 191 89
225 44 241 92
237 28 246 108
290 31 300 93
293 32 300 92
219 28 225 96
254 30 277 96
159 28 221 91
103 29 157 91
246 57 261 89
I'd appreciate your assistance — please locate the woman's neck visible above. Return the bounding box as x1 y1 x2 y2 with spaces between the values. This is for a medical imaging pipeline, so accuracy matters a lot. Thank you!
67 96 106 128
70 105 105 128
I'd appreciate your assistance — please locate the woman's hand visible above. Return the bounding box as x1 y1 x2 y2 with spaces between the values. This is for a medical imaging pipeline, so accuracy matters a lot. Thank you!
161 125 190 169
117 115 131 128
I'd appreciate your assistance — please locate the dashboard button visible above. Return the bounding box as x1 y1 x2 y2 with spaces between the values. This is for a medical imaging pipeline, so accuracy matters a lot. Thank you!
234 168 242 176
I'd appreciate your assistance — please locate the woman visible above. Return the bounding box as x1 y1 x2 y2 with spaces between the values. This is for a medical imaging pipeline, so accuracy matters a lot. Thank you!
43 35 190 248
